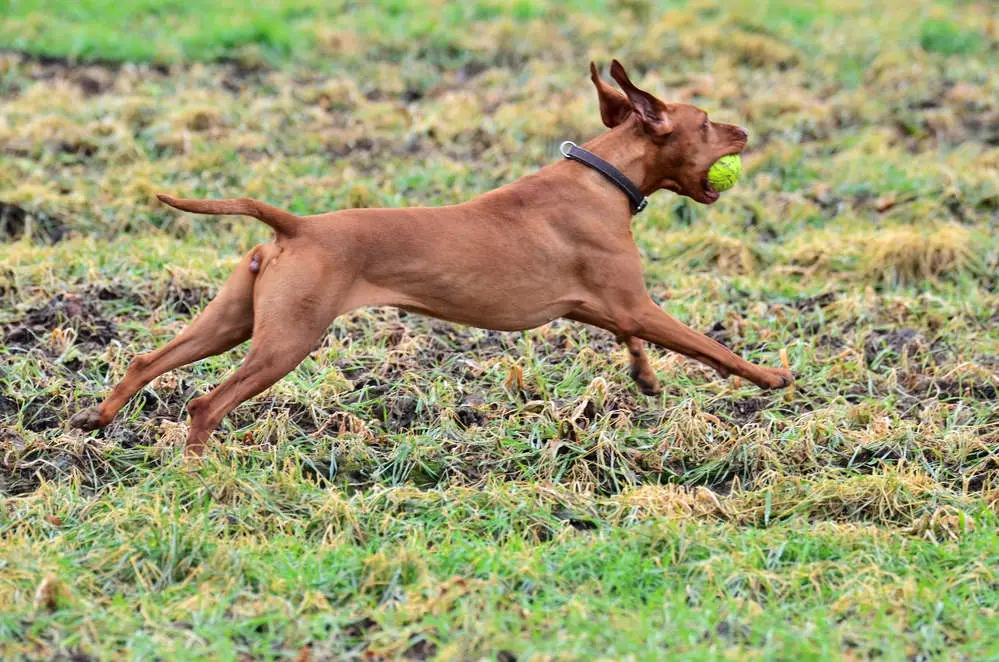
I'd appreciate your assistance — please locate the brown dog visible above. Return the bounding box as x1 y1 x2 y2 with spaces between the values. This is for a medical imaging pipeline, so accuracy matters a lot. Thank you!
70 60 793 456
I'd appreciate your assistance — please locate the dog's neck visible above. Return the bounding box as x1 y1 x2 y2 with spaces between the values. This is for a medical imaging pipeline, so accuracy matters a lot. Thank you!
579 117 657 197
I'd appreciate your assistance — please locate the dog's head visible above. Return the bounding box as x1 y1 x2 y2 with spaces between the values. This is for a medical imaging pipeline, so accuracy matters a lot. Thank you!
590 60 748 205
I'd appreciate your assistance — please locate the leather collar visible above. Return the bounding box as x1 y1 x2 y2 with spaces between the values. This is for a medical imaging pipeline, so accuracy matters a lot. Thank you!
560 141 648 214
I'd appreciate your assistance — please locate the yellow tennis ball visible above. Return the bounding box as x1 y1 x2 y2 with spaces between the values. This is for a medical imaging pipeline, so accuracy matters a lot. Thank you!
707 154 742 192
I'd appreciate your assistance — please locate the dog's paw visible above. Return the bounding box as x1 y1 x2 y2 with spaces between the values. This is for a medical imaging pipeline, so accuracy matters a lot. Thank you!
630 366 662 396
751 367 794 390
183 443 208 460
68 407 102 431
636 377 662 396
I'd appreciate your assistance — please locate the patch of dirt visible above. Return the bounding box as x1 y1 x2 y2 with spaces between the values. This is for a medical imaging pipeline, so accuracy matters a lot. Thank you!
161 285 211 315
862 328 928 369
705 320 735 345
455 397 488 428
343 616 379 638
790 291 837 310
85 283 145 305
384 395 425 431
710 396 771 425
1 50 165 94
0 427 26 450
8 413 157 496
837 445 904 473
0 201 67 244
20 395 65 432
0 439 118 497
50 652 97 662
553 506 600 531
4 293 117 349
2 50 270 103
404 637 438 660
908 375 999 403
814 333 847 354
299 456 335 487
964 457 999 492
0 395 18 420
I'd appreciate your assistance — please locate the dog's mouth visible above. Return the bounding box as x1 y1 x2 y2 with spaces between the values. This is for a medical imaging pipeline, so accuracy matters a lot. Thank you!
701 178 721 204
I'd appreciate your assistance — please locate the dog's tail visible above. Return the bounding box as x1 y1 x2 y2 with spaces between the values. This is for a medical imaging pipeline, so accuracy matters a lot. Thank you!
156 194 300 237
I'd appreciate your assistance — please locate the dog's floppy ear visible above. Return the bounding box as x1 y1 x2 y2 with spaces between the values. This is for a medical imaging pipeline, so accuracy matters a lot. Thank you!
590 62 631 128
609 59 673 136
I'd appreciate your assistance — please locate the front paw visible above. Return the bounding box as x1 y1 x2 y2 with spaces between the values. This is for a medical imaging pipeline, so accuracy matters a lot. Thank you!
69 407 103 431
750 367 794 390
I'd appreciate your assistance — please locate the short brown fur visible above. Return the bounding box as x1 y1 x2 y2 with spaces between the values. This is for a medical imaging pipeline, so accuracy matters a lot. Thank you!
70 60 792 456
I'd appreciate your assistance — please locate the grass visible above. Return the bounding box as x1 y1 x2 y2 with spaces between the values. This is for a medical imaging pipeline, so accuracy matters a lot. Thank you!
2 0 999 659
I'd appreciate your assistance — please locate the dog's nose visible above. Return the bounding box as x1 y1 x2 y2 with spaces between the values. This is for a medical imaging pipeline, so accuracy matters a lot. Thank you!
735 126 749 140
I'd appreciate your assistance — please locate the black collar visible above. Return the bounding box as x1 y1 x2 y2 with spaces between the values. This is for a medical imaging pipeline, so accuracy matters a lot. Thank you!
560 141 648 214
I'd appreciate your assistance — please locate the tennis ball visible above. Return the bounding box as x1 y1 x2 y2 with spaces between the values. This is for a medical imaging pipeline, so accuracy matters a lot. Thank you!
707 154 742 192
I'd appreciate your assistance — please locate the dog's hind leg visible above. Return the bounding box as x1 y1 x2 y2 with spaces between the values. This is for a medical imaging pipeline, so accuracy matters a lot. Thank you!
181 255 349 456
565 310 661 395
69 244 280 432
624 337 661 396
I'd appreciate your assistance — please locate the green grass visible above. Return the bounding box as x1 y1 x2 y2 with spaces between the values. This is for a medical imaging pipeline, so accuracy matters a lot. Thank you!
2 0 999 659
920 18 984 55
4 473 998 659
0 0 607 67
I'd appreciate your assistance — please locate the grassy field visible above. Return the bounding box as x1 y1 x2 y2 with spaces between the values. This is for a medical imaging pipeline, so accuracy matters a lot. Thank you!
2 0 999 659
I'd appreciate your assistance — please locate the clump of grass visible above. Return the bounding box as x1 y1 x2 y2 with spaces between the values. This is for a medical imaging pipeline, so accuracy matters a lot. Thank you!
732 467 968 527
663 232 759 275
919 19 983 55
862 225 974 285
172 106 226 132
780 230 857 277
722 31 800 68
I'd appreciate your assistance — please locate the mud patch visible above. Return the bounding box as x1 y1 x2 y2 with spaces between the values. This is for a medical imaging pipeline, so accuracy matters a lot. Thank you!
0 395 18 420
964 456 999 492
454 398 488 428
1 50 167 93
404 637 438 660
0 425 149 496
908 375 999 403
50 651 97 662
4 293 116 349
342 615 379 639
20 395 65 432
0 201 67 244
790 291 837 310
863 328 928 369
161 285 211 315
710 396 771 425
838 445 904 473
705 320 738 347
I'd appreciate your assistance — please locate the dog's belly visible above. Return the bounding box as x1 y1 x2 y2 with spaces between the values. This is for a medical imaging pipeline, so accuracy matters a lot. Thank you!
395 301 576 332
347 277 581 332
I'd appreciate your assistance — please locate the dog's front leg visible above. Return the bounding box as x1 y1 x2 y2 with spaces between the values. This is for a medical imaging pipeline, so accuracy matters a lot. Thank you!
567 299 792 390
629 299 793 389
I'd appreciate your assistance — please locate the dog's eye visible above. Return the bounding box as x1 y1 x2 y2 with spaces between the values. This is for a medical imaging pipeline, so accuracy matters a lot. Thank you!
701 119 709 131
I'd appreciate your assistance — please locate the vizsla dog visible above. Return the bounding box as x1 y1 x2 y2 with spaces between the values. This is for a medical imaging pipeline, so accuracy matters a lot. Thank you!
70 60 793 456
